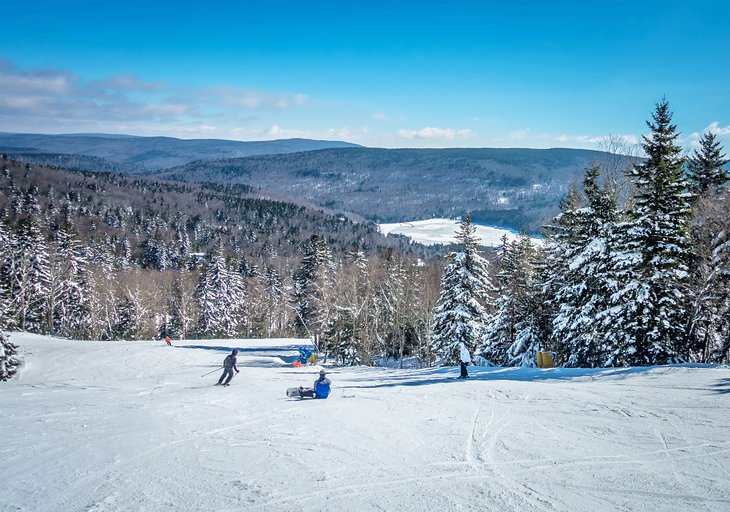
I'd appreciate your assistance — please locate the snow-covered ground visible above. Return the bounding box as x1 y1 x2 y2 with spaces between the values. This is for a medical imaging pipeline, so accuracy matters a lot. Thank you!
2 333 730 512
379 218 538 247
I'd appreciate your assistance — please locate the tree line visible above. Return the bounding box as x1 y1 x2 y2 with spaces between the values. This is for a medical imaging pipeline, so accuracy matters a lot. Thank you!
432 100 730 366
1 99 729 378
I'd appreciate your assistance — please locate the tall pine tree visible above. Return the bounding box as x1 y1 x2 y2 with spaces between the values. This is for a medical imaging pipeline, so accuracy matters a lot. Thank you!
603 99 693 365
292 234 335 350
431 215 492 364
550 165 618 367
196 246 245 338
687 131 729 195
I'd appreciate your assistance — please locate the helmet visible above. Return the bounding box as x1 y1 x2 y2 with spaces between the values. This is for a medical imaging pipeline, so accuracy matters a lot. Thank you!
319 369 326 375
232 349 239 355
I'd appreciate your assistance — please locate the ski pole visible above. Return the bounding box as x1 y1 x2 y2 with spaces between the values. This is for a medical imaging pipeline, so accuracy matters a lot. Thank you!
201 366 223 377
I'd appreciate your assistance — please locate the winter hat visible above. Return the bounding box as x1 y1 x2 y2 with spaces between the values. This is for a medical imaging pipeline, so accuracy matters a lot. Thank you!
319 369 326 375
232 349 239 355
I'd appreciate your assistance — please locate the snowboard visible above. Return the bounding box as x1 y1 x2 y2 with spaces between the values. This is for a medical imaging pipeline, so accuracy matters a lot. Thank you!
286 387 315 398
286 387 302 398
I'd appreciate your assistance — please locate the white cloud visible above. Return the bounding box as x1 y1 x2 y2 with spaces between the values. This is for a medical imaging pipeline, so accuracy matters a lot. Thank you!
371 112 387 121
0 64 75 95
0 57 327 138
509 129 530 140
0 96 44 109
554 133 639 146
263 124 311 139
210 86 309 110
91 74 164 91
140 103 191 116
328 127 350 138
703 121 730 136
397 127 472 139
689 122 730 148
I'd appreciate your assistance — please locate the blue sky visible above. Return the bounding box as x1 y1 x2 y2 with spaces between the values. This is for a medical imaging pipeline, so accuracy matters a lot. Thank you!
1 0 728 149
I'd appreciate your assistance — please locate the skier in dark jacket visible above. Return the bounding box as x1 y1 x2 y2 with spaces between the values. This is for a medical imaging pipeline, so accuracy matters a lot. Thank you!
217 349 239 386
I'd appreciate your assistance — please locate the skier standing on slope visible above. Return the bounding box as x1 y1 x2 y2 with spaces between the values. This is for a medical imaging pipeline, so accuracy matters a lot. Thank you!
217 349 239 386
298 369 331 398
459 341 471 379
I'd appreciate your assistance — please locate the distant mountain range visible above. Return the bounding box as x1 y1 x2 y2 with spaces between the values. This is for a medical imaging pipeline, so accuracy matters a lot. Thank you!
1 132 636 232
0 132 360 171
151 147 631 230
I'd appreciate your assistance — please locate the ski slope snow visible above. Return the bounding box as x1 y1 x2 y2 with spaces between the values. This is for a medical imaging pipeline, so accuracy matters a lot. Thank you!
378 218 538 247
2 333 729 511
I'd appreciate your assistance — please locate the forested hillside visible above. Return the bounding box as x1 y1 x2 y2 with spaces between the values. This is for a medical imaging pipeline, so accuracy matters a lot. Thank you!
151 147 632 230
0 133 359 172
0 156 444 356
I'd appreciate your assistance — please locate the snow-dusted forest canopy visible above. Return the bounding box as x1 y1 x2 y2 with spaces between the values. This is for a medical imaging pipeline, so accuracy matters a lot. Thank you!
1 100 729 375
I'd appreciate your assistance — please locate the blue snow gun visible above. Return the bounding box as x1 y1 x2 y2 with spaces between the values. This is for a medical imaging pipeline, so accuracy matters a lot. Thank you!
298 346 313 364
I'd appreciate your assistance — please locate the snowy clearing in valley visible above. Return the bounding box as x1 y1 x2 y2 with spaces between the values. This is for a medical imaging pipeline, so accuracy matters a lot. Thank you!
2 333 730 512
379 218 538 247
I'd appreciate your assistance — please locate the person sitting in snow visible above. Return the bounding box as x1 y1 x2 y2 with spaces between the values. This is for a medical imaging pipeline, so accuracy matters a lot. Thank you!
217 349 239 386
298 369 331 398
459 341 471 379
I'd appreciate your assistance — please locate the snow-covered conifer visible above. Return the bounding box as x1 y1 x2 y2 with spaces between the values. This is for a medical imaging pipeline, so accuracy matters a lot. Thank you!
111 289 146 340
550 165 618 367
11 216 51 333
196 247 245 338
373 249 407 359
0 219 14 328
602 100 693 365
0 330 19 381
431 214 492 364
166 272 197 340
52 226 93 339
687 131 729 196
292 234 335 348
686 191 730 363
482 234 541 366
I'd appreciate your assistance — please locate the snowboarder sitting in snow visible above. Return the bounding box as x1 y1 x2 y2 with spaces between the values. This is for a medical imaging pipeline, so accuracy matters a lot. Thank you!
217 349 239 386
298 369 331 399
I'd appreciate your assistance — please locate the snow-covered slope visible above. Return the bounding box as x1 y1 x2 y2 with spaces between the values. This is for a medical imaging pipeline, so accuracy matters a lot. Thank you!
2 333 729 511
379 218 539 247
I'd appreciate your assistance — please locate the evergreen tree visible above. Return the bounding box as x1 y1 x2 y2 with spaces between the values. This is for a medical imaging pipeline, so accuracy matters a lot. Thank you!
196 247 245 338
431 215 492 364
603 100 693 365
482 235 540 366
686 191 730 363
52 226 93 339
0 330 19 381
481 236 518 364
11 216 51 332
111 289 146 340
292 234 335 350
261 265 289 337
550 166 618 366
687 131 729 195
332 247 374 365
166 272 196 340
373 249 407 359
0 219 13 329
504 236 543 367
